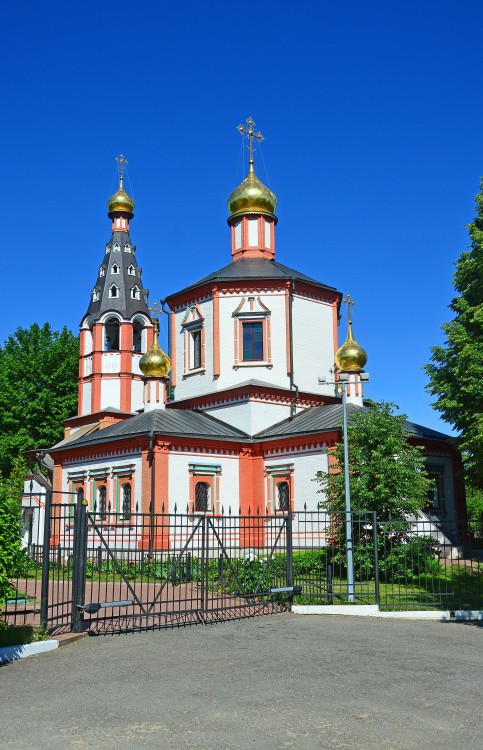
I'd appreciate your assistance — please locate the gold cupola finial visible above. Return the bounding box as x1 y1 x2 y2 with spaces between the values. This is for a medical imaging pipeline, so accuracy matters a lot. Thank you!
335 294 368 373
228 117 277 219
107 153 135 216
139 307 171 378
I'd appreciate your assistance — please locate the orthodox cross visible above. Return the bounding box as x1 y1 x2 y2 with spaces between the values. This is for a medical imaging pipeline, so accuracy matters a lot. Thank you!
115 154 128 187
115 154 128 174
343 294 355 325
237 117 264 164
148 301 162 332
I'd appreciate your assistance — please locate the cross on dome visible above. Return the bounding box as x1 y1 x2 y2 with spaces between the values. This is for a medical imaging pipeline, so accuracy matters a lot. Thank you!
343 294 356 325
237 117 264 165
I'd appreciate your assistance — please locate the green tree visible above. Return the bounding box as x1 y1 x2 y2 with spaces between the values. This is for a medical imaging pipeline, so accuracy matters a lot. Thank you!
0 459 26 607
425 181 483 489
0 323 78 476
316 402 432 519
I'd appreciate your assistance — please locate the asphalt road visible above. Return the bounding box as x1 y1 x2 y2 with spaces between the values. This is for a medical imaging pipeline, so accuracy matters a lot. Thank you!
1 614 482 750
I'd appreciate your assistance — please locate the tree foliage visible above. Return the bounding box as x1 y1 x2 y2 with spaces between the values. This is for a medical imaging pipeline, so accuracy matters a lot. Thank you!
0 323 78 476
425 181 483 489
316 402 432 519
0 458 26 607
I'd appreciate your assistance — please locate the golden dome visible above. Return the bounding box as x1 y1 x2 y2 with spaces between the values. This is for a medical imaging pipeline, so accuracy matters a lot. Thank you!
228 162 277 219
107 175 135 216
139 322 171 378
335 322 368 373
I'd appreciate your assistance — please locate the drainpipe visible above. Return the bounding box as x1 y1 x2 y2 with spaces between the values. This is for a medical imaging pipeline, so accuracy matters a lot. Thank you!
289 279 299 418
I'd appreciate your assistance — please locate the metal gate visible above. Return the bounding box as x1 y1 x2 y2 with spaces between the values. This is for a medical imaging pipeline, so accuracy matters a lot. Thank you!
71 495 294 634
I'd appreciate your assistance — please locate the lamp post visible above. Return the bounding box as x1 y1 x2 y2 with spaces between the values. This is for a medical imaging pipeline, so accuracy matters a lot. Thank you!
319 371 370 604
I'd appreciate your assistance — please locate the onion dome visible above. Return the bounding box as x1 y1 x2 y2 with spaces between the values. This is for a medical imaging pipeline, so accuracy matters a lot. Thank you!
228 162 277 219
107 174 135 216
139 322 171 378
335 322 368 373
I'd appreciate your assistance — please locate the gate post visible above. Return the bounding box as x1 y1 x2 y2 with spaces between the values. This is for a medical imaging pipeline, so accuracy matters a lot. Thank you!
40 491 53 628
72 495 88 633
286 511 294 592
372 511 380 608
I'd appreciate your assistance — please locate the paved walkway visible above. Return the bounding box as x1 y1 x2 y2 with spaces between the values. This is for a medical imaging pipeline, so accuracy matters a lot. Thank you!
1 614 482 749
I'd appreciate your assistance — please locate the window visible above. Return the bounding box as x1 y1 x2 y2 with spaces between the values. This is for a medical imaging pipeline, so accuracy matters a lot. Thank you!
109 285 119 298
121 483 132 521
97 485 107 521
99 266 105 277
128 264 135 276
104 317 120 350
242 322 263 361
105 244 110 254
132 318 144 352
92 289 99 302
195 482 209 512
191 330 201 369
277 482 290 511
182 305 205 374
111 264 119 274
113 242 120 252
124 244 131 253
131 286 141 300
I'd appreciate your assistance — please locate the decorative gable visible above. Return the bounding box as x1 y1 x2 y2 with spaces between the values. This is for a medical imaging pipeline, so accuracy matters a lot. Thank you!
232 296 271 318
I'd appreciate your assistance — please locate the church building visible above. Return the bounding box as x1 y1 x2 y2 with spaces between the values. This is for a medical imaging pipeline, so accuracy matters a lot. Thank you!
30 121 465 541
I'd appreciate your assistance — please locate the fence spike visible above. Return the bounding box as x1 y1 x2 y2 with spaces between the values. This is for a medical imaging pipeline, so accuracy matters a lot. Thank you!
174 502 177 514
186 503 189 513
136 501 139 512
162 501 165 513
304 502 307 511
221 505 224 516
248 506 251 516
108 500 111 511
93 500 97 512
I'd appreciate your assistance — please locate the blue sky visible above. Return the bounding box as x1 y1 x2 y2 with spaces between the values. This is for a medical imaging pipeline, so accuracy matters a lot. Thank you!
2 1 482 433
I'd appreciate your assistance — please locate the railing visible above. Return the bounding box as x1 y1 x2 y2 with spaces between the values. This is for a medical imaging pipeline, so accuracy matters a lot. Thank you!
2 495 482 633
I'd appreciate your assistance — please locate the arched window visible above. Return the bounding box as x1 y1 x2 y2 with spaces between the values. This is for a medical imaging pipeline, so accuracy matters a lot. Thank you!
132 318 144 353
195 482 209 512
111 264 120 274
124 244 131 253
277 481 290 512
92 289 99 302
113 242 120 252
99 266 105 277
121 483 132 521
131 286 140 300
98 485 107 522
128 264 136 276
109 285 119 298
104 317 120 351
105 244 110 254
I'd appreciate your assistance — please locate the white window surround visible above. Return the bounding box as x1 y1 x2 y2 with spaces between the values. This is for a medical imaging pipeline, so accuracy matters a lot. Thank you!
128 265 136 275
109 285 119 298
124 244 131 253
99 267 105 277
105 245 110 254
131 286 140 300
111 265 120 274
113 242 120 252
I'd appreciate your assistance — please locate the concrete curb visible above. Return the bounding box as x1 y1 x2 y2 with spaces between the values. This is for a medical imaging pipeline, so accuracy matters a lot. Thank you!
0 639 59 665
292 605 483 621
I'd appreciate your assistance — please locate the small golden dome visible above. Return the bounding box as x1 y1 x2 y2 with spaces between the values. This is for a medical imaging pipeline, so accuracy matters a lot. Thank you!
228 163 277 219
107 175 135 216
139 322 171 378
335 322 368 373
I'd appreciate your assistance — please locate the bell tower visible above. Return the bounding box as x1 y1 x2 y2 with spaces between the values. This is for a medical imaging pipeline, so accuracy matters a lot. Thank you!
78 155 153 416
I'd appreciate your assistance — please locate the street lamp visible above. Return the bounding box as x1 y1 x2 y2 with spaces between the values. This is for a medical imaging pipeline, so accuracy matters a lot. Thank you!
319 371 370 603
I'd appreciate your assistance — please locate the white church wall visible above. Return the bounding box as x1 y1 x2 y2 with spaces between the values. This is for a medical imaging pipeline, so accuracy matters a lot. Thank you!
131 378 144 412
216 291 288 390
81 381 92 415
204 399 294 435
291 295 336 396
173 297 214 401
101 378 121 410
168 451 239 513
291 451 328 511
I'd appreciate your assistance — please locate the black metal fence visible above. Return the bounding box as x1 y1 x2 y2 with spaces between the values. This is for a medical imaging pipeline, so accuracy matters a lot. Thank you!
2 491 482 635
